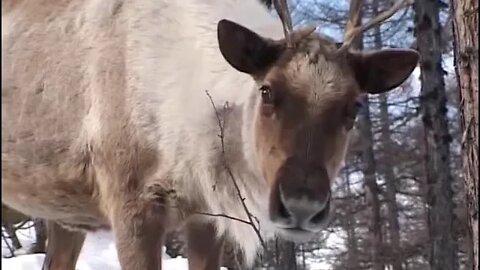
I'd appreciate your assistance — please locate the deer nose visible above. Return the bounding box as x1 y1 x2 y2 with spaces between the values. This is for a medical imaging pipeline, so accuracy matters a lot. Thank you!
275 187 331 230
269 164 331 232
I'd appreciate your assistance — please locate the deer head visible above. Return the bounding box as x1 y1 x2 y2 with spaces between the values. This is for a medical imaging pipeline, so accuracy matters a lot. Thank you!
217 0 418 241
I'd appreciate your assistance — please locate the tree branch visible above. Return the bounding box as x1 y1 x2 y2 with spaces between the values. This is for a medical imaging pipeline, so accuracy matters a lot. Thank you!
205 90 267 250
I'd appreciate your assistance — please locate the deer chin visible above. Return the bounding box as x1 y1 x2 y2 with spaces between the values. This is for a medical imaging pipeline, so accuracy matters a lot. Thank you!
276 227 317 243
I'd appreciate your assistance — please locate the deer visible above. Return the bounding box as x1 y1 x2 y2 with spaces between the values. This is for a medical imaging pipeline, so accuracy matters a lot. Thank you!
1 0 418 269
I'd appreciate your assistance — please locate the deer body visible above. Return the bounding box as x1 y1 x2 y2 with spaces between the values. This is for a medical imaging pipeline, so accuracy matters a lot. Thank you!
2 0 418 269
3 0 283 267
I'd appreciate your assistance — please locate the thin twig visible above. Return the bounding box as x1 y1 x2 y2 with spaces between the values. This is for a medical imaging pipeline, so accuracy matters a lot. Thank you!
337 0 411 53
205 90 267 249
14 220 31 230
206 91 226 153
191 212 252 226
172 203 253 226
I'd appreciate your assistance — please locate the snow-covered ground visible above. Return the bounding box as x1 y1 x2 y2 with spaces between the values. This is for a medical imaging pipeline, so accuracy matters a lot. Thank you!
2 223 337 269
1 225 223 270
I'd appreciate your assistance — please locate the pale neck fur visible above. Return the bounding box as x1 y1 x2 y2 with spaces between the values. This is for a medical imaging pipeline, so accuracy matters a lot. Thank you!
124 0 284 264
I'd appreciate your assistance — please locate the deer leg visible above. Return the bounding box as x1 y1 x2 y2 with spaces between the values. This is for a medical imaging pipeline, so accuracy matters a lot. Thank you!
221 240 244 270
42 221 85 270
111 194 167 270
186 221 225 270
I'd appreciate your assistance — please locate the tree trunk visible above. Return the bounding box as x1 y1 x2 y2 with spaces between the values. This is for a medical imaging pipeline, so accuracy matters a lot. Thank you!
451 0 479 269
360 92 385 270
299 245 307 270
31 219 47 254
413 0 458 269
344 164 359 270
351 3 383 269
275 238 297 270
372 1 403 269
379 92 403 270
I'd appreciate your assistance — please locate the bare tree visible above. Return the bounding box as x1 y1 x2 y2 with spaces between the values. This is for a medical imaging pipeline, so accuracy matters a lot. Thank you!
413 0 458 269
343 164 360 269
349 3 384 268
275 239 298 270
450 0 479 269
367 0 404 269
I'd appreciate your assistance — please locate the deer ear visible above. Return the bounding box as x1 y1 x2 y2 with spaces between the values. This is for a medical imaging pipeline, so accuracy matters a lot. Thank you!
217 19 283 74
349 49 419 94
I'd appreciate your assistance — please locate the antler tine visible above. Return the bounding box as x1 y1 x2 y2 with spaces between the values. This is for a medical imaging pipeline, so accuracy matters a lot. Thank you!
344 0 364 42
273 0 294 47
337 0 412 54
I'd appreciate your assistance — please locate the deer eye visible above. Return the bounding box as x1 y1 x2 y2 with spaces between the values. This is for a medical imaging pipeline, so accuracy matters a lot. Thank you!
345 101 362 130
260 85 274 105
353 101 362 116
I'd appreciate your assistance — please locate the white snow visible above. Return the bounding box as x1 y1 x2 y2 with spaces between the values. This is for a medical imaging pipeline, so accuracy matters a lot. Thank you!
2 226 226 270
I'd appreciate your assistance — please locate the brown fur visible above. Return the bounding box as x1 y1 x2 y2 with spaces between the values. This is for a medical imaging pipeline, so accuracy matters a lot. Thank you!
252 35 360 221
186 220 225 270
2 1 170 268
218 18 417 242
42 221 86 270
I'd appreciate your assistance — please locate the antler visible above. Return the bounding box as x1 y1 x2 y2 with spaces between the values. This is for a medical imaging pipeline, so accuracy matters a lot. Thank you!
337 0 412 54
273 0 294 47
